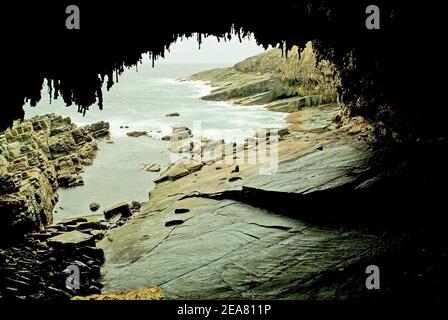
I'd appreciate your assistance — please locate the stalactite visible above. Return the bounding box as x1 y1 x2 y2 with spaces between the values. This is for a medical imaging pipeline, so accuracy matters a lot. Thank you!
48 79 52 104
1 0 439 138
197 33 202 49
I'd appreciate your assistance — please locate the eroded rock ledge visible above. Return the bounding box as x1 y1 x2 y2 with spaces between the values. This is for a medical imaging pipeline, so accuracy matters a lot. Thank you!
188 42 340 114
0 114 110 240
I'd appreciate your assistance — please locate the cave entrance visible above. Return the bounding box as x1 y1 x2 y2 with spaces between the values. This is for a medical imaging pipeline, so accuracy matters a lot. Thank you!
18 35 341 222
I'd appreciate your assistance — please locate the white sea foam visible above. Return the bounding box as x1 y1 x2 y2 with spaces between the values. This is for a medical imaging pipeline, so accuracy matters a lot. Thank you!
23 63 289 220
161 78 180 84
181 80 213 98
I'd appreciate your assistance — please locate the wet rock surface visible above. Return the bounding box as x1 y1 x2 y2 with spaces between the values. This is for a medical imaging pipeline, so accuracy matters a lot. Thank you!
0 114 110 239
99 90 448 299
100 193 382 299
98 102 382 299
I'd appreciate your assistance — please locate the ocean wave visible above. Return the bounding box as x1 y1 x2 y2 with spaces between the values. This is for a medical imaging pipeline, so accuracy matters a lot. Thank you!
161 78 180 84
207 100 268 110
180 80 213 98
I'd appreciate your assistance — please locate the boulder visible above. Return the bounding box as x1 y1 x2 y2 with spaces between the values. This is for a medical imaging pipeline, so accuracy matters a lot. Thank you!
127 131 148 138
130 201 143 212
144 164 161 172
103 202 132 220
160 126 192 142
76 221 109 231
161 135 171 141
278 128 290 137
171 126 192 140
89 121 110 138
154 163 189 183
172 126 190 133
169 141 193 154
75 246 105 264
154 159 203 183
89 202 101 212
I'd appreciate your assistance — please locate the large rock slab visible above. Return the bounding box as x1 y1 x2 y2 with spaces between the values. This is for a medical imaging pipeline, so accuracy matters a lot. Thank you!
104 202 132 220
154 159 203 183
99 198 380 299
47 230 95 247
243 140 374 194
99 136 384 299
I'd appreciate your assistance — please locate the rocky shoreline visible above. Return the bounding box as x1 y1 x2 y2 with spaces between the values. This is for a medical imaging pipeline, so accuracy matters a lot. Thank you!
3 43 444 300
0 114 115 300
97 45 446 299
98 99 380 299
0 114 110 239
96 45 382 298
187 42 339 114
99 99 445 299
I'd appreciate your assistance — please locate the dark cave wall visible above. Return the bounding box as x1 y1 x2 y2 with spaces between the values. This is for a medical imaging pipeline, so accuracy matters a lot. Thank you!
2 0 445 138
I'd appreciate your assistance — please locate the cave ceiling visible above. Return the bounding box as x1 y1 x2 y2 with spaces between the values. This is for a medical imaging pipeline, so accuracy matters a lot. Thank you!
2 0 444 136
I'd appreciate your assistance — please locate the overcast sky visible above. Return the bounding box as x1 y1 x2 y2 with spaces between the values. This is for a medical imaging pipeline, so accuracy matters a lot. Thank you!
153 35 269 64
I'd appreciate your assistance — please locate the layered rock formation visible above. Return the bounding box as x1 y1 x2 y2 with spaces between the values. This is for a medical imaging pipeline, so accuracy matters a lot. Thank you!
98 101 382 299
101 96 447 299
1 197 144 300
98 46 448 299
0 114 109 240
0 216 108 300
188 42 340 113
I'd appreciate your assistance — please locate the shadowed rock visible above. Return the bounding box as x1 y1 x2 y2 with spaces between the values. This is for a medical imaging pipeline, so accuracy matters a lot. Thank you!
104 202 132 221
174 208 190 214
165 220 184 227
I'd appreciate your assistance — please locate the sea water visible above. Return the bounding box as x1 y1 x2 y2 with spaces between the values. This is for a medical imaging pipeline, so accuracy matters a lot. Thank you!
24 61 286 221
